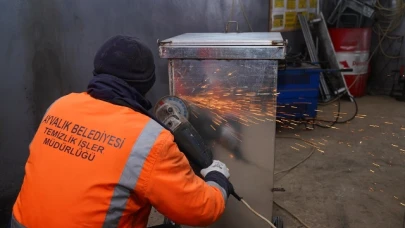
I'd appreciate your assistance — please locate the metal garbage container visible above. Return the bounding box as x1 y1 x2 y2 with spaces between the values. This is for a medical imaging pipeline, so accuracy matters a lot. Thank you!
158 32 286 227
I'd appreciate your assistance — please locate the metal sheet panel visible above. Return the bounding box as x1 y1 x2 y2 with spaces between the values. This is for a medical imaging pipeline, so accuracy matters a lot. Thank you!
160 46 286 59
169 59 278 228
160 32 284 46
159 32 286 59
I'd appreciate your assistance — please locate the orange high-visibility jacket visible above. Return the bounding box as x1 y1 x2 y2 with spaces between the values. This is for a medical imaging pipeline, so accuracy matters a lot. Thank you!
12 92 226 228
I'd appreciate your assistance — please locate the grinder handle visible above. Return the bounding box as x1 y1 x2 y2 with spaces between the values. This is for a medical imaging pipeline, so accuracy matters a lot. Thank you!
171 117 242 201
173 121 214 170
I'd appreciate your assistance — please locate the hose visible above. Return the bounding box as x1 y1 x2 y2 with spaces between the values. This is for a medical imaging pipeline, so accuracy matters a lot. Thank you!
233 136 321 228
314 98 341 128
314 94 358 128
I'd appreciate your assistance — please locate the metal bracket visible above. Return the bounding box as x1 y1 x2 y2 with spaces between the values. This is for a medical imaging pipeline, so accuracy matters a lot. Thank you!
157 39 172 46
225 21 239 33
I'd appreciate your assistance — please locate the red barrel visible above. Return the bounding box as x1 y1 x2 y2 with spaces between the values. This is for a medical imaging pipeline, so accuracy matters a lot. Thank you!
329 28 372 97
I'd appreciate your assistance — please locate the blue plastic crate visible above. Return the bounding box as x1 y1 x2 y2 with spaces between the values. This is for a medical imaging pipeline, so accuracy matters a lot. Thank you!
276 64 321 119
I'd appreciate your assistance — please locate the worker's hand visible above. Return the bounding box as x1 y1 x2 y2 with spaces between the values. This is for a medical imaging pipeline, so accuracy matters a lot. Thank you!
200 160 230 179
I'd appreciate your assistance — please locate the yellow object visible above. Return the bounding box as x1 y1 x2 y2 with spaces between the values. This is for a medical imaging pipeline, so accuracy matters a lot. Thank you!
285 12 298 28
273 14 284 28
274 0 284 8
298 0 307 8
310 0 317 8
287 0 296 9
270 0 319 31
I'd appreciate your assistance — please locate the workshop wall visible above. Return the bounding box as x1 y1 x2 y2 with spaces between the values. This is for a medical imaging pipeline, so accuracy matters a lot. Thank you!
0 0 272 224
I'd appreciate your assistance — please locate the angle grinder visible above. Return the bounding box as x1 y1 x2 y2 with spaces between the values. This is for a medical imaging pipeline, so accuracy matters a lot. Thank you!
154 95 242 199
154 95 247 162
154 96 214 173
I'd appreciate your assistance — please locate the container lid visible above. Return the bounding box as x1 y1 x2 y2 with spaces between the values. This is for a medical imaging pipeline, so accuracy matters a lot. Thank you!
159 32 285 46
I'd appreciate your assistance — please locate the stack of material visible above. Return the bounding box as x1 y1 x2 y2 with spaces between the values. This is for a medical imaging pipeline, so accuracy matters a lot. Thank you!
298 13 353 102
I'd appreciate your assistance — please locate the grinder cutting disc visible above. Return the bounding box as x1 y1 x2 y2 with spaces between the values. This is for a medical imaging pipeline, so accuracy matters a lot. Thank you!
154 95 214 172
154 96 190 120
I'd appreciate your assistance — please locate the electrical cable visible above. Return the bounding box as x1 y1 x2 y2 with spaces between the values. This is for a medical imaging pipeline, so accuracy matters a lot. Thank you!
273 201 311 228
274 145 316 175
318 97 358 124
314 98 341 128
307 91 356 128
318 92 344 105
240 199 277 228
372 0 405 60
271 136 318 228
367 1 405 94
313 94 358 128
375 25 405 59
274 136 318 176
230 190 278 227
375 0 405 12
231 136 319 228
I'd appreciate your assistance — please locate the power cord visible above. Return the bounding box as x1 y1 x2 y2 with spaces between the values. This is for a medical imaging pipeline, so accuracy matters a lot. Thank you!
230 190 278 227
313 98 341 128
231 136 318 228
239 197 312 228
272 136 320 228
274 137 317 176
318 96 358 124
228 130 321 228
274 201 311 228
312 94 358 129
241 199 277 228
302 93 358 129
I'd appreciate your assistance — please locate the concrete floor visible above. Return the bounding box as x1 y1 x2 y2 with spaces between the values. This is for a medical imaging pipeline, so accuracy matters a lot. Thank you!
272 96 405 228
148 96 405 228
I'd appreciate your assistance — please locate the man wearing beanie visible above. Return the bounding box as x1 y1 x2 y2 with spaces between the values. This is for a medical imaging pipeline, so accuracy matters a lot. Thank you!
11 35 232 228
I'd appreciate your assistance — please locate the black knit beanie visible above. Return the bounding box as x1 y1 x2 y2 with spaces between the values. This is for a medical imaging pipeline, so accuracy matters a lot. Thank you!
93 35 156 96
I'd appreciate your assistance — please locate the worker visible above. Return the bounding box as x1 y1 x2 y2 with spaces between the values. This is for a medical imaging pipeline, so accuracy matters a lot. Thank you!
11 35 233 228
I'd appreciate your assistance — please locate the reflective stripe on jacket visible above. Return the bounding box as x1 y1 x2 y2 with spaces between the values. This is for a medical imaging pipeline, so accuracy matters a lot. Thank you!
12 92 225 228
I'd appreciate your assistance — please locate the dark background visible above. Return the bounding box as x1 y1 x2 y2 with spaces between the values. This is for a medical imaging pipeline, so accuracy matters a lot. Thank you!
0 0 403 226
